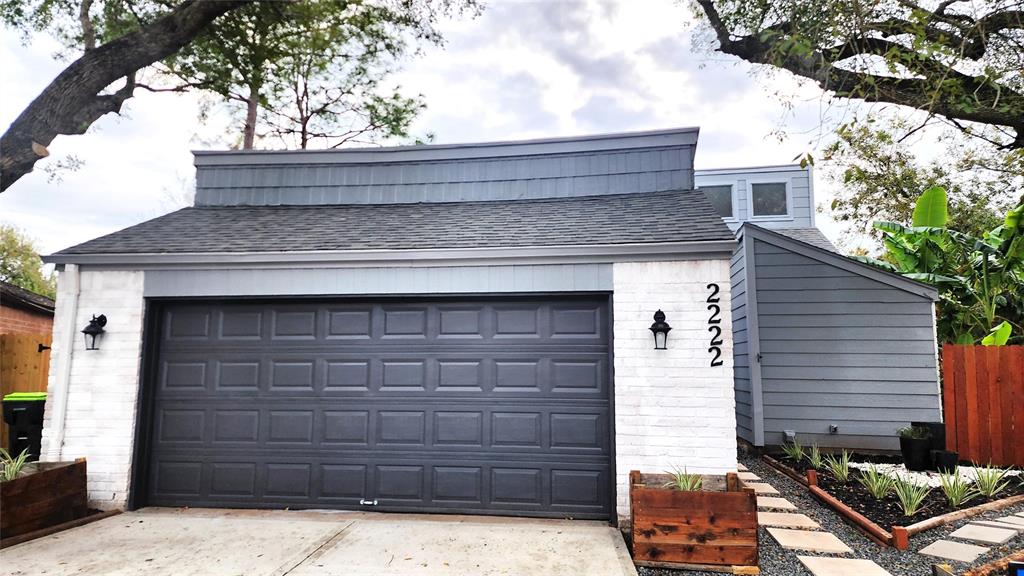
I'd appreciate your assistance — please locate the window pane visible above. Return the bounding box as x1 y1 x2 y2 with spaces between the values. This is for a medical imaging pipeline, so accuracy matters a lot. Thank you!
751 182 788 216
699 185 733 218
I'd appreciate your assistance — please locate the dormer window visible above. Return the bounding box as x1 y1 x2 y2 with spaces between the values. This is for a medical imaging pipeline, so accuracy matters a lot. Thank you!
750 182 789 217
699 185 734 218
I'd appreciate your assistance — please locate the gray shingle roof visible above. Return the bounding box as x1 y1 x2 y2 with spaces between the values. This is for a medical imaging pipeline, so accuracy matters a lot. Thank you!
54 189 734 255
775 227 836 252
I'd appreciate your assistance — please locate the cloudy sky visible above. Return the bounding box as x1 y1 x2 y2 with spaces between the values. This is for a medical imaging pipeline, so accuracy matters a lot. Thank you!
1 0 848 257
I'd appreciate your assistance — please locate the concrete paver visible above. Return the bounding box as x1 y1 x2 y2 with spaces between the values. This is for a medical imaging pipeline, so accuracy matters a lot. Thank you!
972 520 1024 533
766 527 853 554
757 496 797 510
744 482 780 495
757 512 820 529
995 515 1024 527
797 556 893 576
737 463 748 471
919 540 990 563
948 523 1017 545
738 471 761 481
0 508 637 576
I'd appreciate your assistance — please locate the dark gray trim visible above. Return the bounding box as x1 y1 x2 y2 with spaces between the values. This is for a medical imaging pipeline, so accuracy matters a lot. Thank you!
740 232 765 446
605 291 617 526
193 127 700 166
741 224 938 300
128 299 160 510
44 240 738 267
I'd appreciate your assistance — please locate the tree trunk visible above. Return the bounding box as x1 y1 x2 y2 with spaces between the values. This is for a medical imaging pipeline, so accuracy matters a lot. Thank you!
0 0 247 192
242 84 259 150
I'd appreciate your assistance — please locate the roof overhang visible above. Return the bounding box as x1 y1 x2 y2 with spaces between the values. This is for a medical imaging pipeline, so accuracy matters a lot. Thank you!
45 239 737 269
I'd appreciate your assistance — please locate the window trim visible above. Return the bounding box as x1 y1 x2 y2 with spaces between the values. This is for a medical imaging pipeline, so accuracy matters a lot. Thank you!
746 177 793 221
695 178 738 223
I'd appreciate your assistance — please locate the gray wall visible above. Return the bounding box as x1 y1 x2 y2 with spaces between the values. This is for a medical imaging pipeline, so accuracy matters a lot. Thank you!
730 245 754 443
194 129 697 206
695 166 814 231
750 239 940 451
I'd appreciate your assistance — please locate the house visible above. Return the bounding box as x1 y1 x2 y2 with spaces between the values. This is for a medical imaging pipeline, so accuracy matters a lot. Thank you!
694 166 942 451
1 280 55 335
41 128 740 522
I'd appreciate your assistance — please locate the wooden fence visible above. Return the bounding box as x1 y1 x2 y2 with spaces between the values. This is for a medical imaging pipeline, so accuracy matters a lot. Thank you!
942 344 1024 467
0 333 52 450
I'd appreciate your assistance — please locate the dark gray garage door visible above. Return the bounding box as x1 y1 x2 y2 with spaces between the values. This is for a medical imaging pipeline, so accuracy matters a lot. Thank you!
142 296 612 519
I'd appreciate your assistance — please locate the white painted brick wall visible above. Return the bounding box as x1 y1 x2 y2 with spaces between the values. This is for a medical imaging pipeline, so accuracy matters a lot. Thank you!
612 260 736 520
41 269 145 509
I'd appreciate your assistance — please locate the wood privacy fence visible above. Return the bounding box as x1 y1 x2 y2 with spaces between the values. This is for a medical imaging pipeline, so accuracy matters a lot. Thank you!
942 344 1024 467
0 333 52 450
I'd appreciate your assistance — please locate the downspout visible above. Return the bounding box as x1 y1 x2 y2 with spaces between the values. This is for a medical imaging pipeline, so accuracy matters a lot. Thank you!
46 263 80 461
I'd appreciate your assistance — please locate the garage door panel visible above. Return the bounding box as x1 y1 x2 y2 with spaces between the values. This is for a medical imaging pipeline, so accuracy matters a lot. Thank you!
146 297 611 518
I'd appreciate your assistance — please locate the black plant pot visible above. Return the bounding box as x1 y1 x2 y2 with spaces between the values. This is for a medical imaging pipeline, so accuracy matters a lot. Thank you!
900 436 932 471
932 450 959 474
912 421 946 454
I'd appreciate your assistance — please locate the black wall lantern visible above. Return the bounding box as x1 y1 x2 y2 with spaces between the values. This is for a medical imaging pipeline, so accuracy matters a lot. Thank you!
82 314 107 350
649 309 672 350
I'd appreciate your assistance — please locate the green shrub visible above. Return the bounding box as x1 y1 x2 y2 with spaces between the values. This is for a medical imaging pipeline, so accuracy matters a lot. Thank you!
856 464 895 499
894 478 932 516
938 469 979 508
663 466 703 491
973 464 1010 498
822 450 852 483
896 426 931 440
0 448 30 482
781 439 804 461
807 444 823 469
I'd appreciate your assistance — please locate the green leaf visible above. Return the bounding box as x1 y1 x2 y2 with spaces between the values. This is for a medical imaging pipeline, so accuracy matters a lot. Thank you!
903 273 962 285
954 333 976 345
981 321 1012 346
912 186 949 228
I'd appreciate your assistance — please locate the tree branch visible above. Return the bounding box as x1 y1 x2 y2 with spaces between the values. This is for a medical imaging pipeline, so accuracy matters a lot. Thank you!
0 0 248 191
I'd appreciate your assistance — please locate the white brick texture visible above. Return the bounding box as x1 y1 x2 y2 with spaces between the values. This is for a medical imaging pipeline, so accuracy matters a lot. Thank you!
612 260 736 519
41 270 145 509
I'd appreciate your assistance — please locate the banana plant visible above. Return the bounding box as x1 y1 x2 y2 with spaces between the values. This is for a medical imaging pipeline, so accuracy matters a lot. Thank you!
856 188 1023 345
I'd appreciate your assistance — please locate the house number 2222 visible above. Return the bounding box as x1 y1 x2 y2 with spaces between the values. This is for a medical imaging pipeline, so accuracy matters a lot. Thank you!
706 283 724 367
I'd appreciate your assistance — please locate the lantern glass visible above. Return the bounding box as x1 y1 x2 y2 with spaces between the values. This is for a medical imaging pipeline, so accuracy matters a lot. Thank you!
654 330 667 350
648 309 671 350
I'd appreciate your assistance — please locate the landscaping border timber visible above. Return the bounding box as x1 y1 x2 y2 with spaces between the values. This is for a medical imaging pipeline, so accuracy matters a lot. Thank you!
962 550 1024 576
0 509 120 549
806 471 894 548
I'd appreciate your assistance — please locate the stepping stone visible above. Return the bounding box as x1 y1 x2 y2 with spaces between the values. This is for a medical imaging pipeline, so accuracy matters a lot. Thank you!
798 556 893 576
758 512 820 529
745 482 779 495
972 520 1024 534
757 496 797 510
949 523 1017 545
1016 512 1024 518
737 463 748 471
767 527 853 554
919 540 989 563
995 516 1024 527
738 471 761 481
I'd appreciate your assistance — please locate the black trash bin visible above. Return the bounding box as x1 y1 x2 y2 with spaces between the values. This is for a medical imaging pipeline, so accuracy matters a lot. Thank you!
2 392 47 462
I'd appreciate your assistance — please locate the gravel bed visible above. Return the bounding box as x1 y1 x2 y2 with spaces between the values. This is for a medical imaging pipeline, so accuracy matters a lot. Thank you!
636 452 1024 576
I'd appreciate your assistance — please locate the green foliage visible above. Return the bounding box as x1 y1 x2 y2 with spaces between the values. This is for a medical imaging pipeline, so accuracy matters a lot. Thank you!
973 465 1010 498
781 439 804 461
860 189 1024 345
822 450 851 483
663 466 703 492
806 444 823 469
893 478 932 516
0 448 30 482
912 186 948 228
0 224 55 298
856 465 896 500
938 470 979 508
897 426 931 440
982 321 1012 346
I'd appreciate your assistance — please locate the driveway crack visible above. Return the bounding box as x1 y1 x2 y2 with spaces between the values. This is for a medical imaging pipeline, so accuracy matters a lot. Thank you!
278 520 356 576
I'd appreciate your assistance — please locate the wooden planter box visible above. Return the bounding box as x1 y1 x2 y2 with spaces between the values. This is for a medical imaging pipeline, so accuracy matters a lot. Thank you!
630 470 758 572
1 458 88 539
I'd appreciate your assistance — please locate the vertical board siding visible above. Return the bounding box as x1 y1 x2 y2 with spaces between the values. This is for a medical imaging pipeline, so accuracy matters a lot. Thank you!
752 239 940 449
943 345 1024 466
197 147 694 206
0 333 53 450
730 244 753 442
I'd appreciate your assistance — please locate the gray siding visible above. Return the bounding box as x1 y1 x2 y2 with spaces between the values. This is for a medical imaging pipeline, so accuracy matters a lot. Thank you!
695 166 814 231
195 130 697 206
144 264 613 298
730 245 753 443
751 239 940 451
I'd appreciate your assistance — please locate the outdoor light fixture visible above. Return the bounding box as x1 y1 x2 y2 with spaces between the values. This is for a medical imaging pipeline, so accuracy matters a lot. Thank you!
81 315 107 351
649 309 671 350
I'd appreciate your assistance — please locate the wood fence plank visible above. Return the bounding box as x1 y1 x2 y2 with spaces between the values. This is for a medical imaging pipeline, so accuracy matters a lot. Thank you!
975 348 991 464
942 345 958 452
955 347 971 457
1014 348 1024 464
987 347 1004 465
964 346 981 461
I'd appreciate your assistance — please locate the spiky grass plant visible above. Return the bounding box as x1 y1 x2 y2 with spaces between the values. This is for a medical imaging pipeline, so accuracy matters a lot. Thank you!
807 444 823 469
663 466 703 491
938 469 979 508
973 464 1010 498
781 439 804 462
856 464 896 499
0 448 30 482
822 450 852 483
894 478 932 516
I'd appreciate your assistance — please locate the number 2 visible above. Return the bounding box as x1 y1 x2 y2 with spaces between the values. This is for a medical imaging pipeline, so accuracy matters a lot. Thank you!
706 283 720 303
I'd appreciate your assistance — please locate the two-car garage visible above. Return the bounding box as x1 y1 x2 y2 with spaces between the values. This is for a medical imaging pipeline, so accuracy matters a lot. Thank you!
136 296 613 519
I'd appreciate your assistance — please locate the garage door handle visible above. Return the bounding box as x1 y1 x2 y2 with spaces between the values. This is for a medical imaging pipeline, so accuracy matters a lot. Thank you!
360 499 378 506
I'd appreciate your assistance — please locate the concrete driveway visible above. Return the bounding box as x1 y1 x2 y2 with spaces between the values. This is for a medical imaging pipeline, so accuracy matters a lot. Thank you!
0 508 637 576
